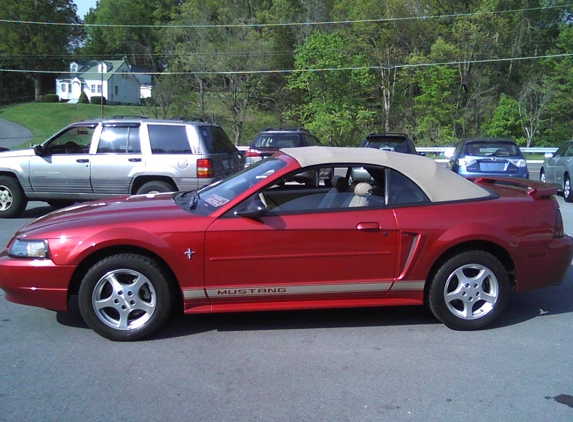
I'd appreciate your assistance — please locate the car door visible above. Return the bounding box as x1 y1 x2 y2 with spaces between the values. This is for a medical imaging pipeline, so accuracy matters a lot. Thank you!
28 124 94 194
545 142 573 186
90 123 143 195
203 169 397 305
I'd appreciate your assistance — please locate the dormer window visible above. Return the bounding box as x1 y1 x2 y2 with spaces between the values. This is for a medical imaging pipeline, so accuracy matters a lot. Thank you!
70 62 78 73
98 62 108 73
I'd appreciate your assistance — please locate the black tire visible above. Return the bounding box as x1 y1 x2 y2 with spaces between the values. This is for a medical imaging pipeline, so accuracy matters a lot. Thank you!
564 176 573 202
428 250 509 330
78 254 175 341
47 200 75 209
0 176 28 218
136 180 175 195
539 169 546 183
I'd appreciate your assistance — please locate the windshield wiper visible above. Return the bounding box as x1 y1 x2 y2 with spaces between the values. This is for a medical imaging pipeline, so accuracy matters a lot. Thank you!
181 190 200 209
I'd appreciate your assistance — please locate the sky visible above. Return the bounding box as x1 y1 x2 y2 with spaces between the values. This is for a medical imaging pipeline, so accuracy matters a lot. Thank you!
74 0 98 18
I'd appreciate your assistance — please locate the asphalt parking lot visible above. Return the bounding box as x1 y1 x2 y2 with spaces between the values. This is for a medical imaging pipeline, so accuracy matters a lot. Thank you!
0 171 572 422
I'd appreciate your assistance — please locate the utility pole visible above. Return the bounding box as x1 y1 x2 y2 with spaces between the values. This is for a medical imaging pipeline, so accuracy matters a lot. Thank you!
100 61 104 119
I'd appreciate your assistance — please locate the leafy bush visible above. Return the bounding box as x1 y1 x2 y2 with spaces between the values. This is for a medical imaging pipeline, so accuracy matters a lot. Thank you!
90 96 106 105
44 94 59 103
79 91 89 104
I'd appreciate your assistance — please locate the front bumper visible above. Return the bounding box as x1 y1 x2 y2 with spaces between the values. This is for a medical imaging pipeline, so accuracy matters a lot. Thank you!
0 254 74 311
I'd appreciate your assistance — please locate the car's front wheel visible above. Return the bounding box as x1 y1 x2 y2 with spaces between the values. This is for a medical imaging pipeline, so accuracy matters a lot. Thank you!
0 176 27 218
540 169 546 183
564 176 573 202
79 254 175 341
428 250 509 330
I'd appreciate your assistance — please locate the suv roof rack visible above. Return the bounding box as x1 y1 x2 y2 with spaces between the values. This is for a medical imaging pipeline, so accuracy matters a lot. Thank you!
111 115 149 119
263 127 310 132
367 132 408 137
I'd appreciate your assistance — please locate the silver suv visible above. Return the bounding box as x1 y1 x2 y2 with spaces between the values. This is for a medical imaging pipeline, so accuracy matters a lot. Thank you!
0 117 240 217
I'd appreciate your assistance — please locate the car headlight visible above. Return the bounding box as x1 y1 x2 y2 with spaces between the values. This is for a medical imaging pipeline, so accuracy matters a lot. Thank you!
8 239 50 259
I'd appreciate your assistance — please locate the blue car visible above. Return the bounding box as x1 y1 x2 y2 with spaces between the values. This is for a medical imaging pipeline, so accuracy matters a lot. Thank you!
449 138 529 179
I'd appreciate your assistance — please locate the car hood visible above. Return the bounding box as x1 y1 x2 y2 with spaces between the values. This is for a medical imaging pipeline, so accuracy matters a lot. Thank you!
0 148 35 158
16 193 204 237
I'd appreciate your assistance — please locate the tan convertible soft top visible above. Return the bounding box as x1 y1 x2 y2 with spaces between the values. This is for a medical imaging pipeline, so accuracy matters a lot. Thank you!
282 146 491 202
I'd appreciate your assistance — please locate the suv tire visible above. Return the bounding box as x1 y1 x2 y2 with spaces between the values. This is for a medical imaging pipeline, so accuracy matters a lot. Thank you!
136 181 175 195
0 176 28 218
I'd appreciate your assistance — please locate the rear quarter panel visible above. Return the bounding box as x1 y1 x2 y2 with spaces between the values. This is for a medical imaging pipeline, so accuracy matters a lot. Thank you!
392 191 561 292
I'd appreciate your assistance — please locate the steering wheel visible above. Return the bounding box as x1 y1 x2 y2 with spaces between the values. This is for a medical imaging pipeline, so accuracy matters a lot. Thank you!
64 141 83 154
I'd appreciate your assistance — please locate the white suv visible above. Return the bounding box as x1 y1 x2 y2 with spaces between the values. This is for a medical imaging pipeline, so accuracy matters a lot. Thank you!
0 117 240 217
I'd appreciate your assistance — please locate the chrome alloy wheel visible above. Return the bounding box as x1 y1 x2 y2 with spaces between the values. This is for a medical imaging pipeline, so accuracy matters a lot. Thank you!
565 178 571 199
0 184 13 211
92 269 157 330
443 264 499 320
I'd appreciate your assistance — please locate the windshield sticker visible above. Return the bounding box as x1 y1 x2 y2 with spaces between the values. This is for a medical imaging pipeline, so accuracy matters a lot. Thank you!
204 194 229 207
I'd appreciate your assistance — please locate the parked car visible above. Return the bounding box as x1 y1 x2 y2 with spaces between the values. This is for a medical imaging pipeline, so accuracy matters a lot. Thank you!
449 137 529 179
245 127 329 185
1 147 571 341
540 140 573 202
244 127 321 168
359 133 420 155
0 117 240 218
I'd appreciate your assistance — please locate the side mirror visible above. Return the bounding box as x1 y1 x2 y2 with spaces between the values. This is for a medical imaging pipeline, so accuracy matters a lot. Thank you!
33 145 45 156
235 200 267 218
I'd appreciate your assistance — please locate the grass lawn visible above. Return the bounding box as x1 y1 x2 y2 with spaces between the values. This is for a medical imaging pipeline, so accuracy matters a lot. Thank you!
0 102 146 147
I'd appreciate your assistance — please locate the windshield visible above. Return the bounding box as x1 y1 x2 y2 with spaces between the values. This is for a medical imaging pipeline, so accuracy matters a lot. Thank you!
175 157 287 215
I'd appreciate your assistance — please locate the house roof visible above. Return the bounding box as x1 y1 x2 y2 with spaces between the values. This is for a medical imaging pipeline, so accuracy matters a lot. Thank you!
57 60 133 82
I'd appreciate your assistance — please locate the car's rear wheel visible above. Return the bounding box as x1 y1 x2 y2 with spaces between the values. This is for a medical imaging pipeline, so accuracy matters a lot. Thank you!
539 169 546 183
0 176 27 218
79 254 175 341
136 181 175 195
564 176 573 202
428 250 509 330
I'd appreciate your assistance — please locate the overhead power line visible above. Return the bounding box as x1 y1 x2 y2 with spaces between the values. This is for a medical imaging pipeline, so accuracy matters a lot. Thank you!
1 53 572 75
0 4 570 28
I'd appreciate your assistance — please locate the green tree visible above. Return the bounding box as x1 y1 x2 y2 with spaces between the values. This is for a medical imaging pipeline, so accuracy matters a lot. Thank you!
286 30 376 146
82 0 177 70
482 93 524 143
0 0 82 100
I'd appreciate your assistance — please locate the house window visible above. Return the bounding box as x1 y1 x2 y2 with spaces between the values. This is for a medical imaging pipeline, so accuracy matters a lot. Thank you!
97 84 102 94
61 84 67 93
115 86 118 95
91 85 96 93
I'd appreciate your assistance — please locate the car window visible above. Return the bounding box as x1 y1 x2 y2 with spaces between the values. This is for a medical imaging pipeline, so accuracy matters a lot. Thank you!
201 126 237 154
97 126 141 154
564 143 573 157
148 125 191 154
464 142 519 156
366 139 410 153
387 169 429 205
176 157 288 215
554 144 569 157
259 165 388 214
305 135 321 146
253 134 301 148
45 125 95 155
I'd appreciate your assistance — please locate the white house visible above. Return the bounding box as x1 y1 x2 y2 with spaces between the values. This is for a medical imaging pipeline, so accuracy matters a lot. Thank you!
56 59 152 105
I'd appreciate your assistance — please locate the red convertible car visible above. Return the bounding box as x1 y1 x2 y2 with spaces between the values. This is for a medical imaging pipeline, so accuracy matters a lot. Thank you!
0 147 571 341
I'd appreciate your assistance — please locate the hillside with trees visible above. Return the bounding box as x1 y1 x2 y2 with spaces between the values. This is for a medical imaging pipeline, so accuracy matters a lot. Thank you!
1 0 572 147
